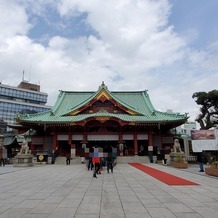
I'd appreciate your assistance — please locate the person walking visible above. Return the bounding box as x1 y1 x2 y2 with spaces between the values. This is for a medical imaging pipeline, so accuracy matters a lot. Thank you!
106 156 113 173
196 152 204 172
66 154 71 165
0 158 5 166
87 157 93 170
93 157 100 178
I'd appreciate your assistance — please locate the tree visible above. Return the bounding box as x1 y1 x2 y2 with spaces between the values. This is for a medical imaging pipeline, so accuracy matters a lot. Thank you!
192 90 218 129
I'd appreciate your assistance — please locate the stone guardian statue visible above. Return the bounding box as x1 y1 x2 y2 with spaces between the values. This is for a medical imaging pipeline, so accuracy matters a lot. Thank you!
18 139 31 155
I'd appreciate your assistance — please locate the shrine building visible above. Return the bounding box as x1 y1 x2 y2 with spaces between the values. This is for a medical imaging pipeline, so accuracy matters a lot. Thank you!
16 82 188 159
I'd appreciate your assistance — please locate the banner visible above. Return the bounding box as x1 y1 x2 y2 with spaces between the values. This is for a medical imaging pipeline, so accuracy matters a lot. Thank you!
191 130 215 140
191 129 218 152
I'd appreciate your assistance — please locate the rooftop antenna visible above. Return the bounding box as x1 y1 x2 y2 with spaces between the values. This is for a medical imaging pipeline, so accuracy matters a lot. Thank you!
29 64 31 82
22 70 25 81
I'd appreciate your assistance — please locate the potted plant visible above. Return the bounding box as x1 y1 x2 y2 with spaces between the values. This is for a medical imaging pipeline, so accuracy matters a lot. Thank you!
205 153 218 177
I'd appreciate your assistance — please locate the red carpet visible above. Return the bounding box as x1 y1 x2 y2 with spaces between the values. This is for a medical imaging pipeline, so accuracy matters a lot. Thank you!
129 163 199 186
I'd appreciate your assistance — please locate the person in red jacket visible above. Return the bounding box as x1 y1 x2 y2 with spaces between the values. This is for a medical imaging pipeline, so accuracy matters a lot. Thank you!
92 157 100 178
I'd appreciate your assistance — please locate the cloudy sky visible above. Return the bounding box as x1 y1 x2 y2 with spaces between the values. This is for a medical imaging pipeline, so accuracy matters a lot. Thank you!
0 0 218 123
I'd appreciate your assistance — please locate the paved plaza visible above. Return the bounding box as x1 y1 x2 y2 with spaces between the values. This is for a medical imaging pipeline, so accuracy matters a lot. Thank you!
0 163 218 218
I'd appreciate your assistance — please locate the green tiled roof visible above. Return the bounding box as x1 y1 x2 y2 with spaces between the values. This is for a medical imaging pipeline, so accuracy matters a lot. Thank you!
17 83 188 124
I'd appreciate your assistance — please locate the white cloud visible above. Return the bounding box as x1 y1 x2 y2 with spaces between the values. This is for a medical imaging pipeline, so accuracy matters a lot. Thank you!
0 0 218 124
0 0 30 38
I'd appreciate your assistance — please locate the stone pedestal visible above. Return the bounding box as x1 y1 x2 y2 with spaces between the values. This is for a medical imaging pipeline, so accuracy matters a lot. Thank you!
169 152 188 169
13 154 34 167
170 152 185 162
171 162 188 169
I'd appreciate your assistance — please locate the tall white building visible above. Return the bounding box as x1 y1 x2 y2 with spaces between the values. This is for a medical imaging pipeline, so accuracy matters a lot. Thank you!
182 122 197 136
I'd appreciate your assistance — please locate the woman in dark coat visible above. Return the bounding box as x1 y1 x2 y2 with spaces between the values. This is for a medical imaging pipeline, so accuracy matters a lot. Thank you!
196 152 204 172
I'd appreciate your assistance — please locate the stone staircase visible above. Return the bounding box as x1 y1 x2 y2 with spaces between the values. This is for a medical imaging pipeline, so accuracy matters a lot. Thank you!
54 156 150 165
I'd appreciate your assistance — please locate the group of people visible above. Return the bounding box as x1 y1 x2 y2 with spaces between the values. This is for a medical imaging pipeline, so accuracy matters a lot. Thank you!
86 156 115 178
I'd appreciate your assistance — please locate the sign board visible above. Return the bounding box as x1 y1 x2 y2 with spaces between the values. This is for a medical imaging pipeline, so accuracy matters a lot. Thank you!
191 130 215 140
191 129 218 152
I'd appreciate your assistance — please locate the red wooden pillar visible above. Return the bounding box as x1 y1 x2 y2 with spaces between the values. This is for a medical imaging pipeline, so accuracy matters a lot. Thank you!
134 131 138 155
68 128 73 157
52 130 57 152
118 127 122 143
68 128 72 146
30 142 34 153
43 135 46 152
118 128 123 156
83 127 87 143
148 132 153 147
148 131 153 162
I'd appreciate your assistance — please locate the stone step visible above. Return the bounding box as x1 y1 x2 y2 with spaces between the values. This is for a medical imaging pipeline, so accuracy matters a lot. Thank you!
54 156 151 165
116 156 150 164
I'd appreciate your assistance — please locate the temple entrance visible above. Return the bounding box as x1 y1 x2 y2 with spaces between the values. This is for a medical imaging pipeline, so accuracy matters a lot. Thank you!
74 140 117 157
73 140 137 157
87 141 117 149
58 141 71 157
71 135 149 157
138 140 148 156
117 140 134 156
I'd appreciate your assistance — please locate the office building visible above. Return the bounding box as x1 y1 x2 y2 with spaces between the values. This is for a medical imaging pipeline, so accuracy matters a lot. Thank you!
0 80 50 131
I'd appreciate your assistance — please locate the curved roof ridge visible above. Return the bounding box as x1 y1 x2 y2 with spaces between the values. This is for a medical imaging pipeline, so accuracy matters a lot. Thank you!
17 83 188 126
97 83 143 114
62 92 96 116
61 82 107 115
51 90 66 114
141 90 156 114
155 110 188 118
63 82 142 116
18 109 188 124
108 91 141 114
17 109 51 120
